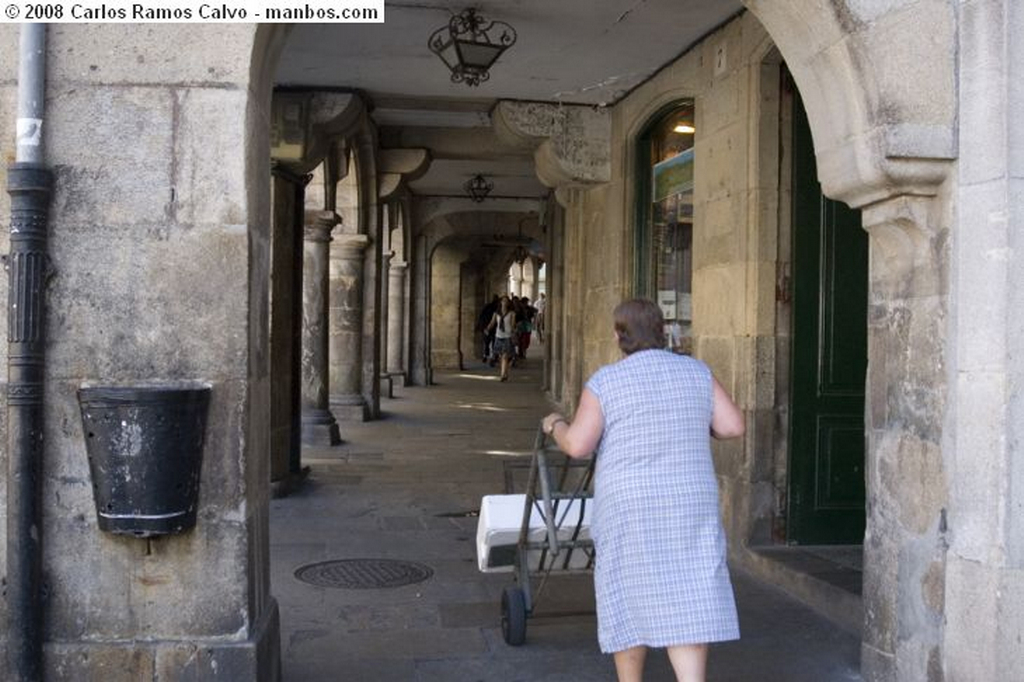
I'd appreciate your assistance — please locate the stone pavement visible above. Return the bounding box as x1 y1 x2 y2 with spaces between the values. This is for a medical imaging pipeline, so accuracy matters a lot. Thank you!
270 358 863 681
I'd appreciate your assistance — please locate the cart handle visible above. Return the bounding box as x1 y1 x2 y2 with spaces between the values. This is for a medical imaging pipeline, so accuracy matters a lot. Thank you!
535 429 562 557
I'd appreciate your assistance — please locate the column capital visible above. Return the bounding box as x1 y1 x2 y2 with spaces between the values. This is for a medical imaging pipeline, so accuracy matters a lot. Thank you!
389 260 409 273
304 210 341 242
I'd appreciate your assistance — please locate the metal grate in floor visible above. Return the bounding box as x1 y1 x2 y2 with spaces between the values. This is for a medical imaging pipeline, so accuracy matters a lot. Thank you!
294 559 433 589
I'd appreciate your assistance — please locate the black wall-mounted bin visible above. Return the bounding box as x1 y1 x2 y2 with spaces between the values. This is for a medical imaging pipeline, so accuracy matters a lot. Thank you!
78 382 211 538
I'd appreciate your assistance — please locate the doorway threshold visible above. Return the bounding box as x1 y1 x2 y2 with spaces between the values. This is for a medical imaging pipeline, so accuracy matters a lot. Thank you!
743 545 863 636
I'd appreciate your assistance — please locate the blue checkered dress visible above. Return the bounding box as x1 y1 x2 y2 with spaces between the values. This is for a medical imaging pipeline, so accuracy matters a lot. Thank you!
585 349 739 652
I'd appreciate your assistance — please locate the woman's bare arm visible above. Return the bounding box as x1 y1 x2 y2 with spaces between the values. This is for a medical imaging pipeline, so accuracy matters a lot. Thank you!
711 376 744 439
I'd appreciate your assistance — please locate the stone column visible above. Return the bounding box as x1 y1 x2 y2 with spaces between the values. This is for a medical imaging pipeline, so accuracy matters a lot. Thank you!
329 233 371 420
379 251 394 398
300 211 342 446
510 265 523 296
387 260 408 385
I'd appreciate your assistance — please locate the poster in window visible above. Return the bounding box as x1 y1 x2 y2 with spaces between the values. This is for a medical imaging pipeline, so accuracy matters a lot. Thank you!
657 290 677 320
652 147 694 202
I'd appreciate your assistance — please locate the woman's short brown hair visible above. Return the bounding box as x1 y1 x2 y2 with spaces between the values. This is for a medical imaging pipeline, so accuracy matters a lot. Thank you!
613 298 666 355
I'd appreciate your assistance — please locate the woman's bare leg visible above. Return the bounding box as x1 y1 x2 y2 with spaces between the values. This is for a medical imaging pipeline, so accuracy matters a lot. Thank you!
500 354 509 380
613 646 647 682
666 643 707 682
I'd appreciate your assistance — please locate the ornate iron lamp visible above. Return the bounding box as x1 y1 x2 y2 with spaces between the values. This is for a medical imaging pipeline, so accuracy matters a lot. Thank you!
464 174 494 202
512 244 529 265
428 8 517 87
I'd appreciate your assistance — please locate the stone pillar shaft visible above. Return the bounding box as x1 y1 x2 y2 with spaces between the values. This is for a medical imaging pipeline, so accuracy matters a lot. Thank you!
511 267 523 297
300 212 341 446
387 261 408 379
379 252 393 398
329 234 371 420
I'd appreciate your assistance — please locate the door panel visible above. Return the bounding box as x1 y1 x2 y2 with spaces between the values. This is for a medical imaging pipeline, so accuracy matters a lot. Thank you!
788 87 867 545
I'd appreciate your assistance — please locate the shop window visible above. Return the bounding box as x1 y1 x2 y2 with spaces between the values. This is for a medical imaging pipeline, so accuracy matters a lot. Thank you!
635 101 694 353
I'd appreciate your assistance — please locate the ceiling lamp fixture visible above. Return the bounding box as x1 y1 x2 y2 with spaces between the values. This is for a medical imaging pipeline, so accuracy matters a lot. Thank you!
673 123 696 134
513 244 530 265
464 174 494 202
428 8 517 87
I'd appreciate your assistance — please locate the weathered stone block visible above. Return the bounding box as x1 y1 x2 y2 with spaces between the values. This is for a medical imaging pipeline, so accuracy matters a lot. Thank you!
697 198 745 265
943 554 999 682
701 73 741 135
46 225 249 380
697 121 746 206
995 568 1024 678
875 431 947 535
693 264 745 336
955 180 1010 371
47 644 155 681
862 2 955 126
959 0 1010 185
175 88 249 226
1011 3 1024 178
697 335 736 390
47 25 255 86
862 519 899 656
47 87 174 226
951 370 1007 562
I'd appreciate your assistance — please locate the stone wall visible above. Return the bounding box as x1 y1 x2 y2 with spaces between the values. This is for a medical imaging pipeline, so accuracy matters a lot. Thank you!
550 3 989 680
560 13 777 550
944 1 1024 679
0 24 280 680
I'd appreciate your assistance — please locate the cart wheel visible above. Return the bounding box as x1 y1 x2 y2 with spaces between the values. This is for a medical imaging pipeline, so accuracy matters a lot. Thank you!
501 586 527 646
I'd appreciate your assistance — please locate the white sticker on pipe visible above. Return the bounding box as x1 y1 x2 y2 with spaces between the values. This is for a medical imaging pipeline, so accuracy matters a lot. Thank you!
16 118 43 146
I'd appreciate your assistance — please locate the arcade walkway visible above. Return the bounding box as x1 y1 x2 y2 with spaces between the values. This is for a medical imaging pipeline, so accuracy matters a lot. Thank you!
269 356 862 681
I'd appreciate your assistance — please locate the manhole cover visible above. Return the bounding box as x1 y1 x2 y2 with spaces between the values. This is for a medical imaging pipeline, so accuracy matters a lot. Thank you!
294 559 433 589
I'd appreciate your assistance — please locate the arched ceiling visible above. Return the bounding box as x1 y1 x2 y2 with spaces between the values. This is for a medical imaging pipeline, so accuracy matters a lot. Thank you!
274 1 743 201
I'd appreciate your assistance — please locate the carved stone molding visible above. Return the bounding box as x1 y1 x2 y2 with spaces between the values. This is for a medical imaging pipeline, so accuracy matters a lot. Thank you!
744 0 956 209
492 101 611 191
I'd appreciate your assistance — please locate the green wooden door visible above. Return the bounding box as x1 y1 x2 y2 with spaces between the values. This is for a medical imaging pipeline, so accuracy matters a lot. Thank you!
788 90 868 544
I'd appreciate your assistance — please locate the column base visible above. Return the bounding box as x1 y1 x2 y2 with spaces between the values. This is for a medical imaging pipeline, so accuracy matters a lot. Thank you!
45 598 281 681
389 371 408 388
380 374 394 399
330 395 369 422
300 408 341 446
271 465 311 499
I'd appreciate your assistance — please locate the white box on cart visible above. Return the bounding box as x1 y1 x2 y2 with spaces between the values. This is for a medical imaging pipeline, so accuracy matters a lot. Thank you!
476 493 593 573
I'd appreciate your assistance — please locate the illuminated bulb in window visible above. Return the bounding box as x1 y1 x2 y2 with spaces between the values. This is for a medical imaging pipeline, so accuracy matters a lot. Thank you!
673 123 696 134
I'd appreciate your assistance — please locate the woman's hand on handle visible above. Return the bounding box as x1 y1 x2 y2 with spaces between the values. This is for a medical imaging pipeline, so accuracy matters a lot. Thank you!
542 388 604 458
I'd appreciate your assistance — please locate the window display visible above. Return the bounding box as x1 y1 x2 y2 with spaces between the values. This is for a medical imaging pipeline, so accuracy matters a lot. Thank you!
641 102 694 353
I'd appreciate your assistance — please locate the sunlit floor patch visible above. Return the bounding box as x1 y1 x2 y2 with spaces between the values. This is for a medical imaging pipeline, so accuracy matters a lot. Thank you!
478 449 533 457
454 402 510 412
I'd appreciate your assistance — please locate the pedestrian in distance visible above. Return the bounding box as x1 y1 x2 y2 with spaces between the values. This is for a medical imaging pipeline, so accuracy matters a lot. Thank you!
541 298 744 682
535 292 547 342
477 294 501 364
486 295 517 382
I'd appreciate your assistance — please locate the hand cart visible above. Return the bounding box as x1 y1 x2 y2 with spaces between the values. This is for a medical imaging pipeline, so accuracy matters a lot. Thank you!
499 427 596 646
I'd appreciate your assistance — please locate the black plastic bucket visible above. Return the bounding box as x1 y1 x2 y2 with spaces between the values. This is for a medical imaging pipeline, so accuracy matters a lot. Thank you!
78 382 211 538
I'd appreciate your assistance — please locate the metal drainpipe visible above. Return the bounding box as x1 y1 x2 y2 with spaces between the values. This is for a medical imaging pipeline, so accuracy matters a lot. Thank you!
6 23 50 682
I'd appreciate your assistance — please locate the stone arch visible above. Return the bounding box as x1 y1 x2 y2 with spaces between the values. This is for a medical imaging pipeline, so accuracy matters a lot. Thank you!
737 5 957 681
409 212 540 379
742 1 955 207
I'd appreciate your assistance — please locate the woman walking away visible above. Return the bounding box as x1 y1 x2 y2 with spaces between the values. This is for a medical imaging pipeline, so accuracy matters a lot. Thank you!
486 295 517 382
541 298 744 682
